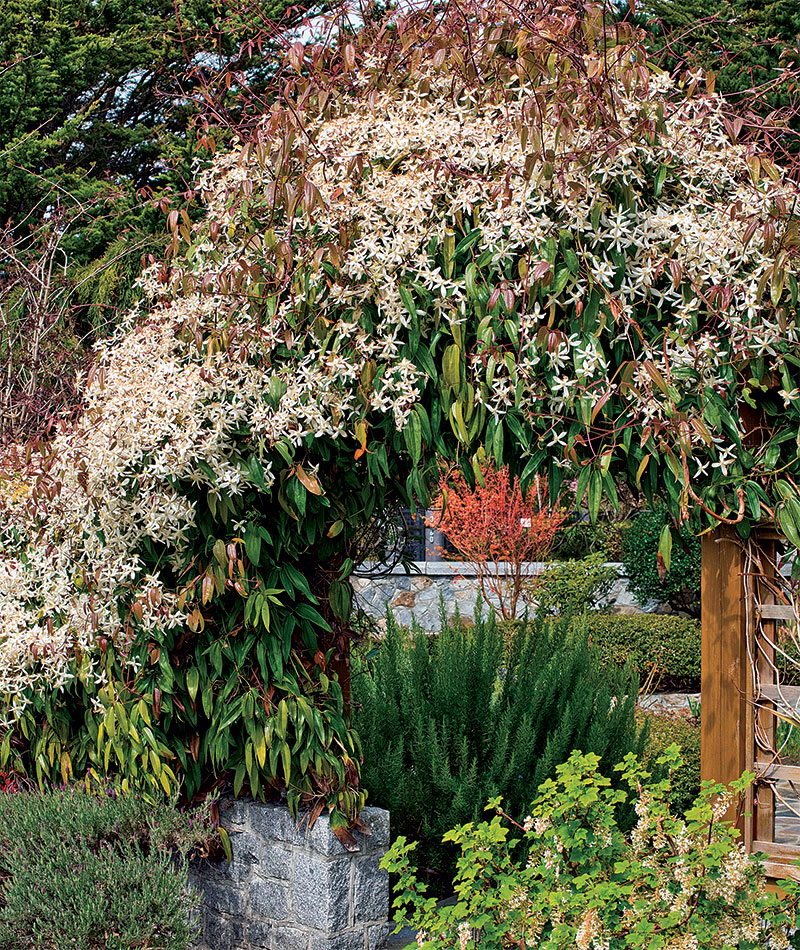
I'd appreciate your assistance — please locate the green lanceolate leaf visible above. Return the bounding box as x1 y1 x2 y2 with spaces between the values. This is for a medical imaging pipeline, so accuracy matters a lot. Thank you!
588 470 602 523
658 524 673 572
442 344 462 391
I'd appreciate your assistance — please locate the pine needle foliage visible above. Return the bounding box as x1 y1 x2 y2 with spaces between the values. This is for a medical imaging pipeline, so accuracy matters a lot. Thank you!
353 606 645 882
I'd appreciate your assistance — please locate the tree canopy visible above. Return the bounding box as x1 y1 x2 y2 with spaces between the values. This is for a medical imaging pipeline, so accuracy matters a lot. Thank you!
1 0 799 823
0 0 312 438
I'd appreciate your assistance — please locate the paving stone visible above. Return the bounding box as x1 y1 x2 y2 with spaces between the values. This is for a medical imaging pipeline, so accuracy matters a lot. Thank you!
637 692 700 719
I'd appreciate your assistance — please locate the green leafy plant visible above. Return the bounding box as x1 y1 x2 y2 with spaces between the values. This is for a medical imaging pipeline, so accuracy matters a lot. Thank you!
0 780 209 950
552 518 632 561
383 749 800 950
622 507 702 615
525 553 619 614
583 613 701 691
5 0 800 828
353 608 645 884
640 711 701 814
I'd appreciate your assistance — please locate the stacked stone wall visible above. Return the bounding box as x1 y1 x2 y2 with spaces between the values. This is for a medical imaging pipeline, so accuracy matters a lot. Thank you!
352 561 657 630
190 803 391 950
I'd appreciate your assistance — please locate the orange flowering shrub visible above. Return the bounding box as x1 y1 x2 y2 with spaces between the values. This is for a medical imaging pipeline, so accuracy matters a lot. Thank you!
432 466 567 619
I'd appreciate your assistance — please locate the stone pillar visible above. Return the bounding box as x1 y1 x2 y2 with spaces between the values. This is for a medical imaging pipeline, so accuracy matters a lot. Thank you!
190 802 391 950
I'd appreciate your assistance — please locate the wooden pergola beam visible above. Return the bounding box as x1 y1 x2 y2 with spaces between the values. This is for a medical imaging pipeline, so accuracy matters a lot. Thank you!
701 526 749 824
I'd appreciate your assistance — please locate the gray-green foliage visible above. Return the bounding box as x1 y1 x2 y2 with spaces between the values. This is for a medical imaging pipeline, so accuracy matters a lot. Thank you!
0 782 205 950
527 553 619 614
353 607 645 882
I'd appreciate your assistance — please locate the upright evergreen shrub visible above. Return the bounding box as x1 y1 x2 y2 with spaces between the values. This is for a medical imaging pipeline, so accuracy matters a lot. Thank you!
353 608 645 881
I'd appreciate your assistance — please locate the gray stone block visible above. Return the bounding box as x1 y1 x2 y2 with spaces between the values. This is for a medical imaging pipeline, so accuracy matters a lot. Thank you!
250 878 290 921
190 801 391 949
204 912 235 950
354 809 390 852
353 855 389 923
259 841 293 879
293 854 351 932
220 796 251 831
228 829 261 882
309 932 365 950
272 924 314 950
250 802 303 844
247 919 274 948
367 922 394 950
301 814 348 856
194 874 246 917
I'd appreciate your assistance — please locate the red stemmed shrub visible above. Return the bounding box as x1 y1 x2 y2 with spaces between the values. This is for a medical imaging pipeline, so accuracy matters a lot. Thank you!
431 465 567 619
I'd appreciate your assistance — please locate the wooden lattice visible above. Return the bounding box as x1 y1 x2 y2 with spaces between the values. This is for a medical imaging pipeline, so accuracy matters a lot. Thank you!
702 526 800 882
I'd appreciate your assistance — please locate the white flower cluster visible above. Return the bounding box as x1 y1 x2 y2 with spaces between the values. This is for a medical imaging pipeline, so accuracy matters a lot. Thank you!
0 319 269 721
185 50 799 486
1 11 798 721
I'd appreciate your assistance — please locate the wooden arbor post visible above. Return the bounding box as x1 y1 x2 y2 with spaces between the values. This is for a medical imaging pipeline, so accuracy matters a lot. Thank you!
701 524 800 880
701 526 749 821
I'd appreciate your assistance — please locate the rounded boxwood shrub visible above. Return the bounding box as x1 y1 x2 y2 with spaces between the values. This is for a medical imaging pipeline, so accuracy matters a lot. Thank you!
622 507 701 616
639 712 701 815
583 613 701 691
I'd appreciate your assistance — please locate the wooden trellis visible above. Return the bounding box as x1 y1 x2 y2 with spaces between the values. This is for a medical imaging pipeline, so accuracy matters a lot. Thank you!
702 525 800 882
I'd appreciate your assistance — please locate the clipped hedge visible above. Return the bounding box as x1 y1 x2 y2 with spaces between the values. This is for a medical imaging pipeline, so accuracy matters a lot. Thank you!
583 613 701 691
640 712 701 816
